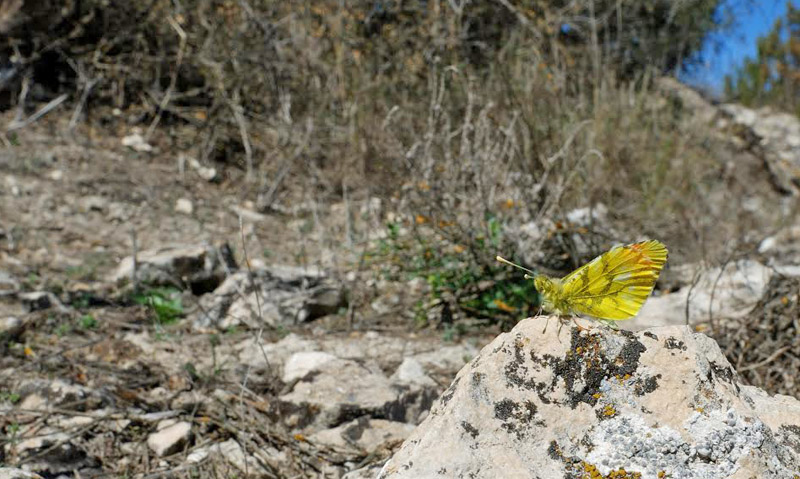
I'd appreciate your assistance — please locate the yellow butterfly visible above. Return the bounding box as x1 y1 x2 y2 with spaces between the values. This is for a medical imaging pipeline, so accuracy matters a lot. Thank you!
497 240 668 322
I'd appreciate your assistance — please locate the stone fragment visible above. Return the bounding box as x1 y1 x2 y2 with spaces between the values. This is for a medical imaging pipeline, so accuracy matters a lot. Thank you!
147 420 193 457
214 439 269 475
174 198 193 215
122 133 153 152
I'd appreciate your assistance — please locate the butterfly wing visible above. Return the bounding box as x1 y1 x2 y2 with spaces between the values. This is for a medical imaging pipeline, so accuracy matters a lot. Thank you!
559 240 668 320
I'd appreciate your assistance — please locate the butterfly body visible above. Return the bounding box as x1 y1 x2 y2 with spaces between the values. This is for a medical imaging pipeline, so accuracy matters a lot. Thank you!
499 240 668 321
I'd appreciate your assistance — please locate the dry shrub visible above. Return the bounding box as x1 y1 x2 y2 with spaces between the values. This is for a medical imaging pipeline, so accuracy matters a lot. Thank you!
712 275 800 398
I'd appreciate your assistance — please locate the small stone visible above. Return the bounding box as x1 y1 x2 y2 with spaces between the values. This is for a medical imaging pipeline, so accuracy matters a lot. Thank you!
122 133 153 152
175 198 194 215
216 439 267 474
758 236 776 253
147 420 192 457
48 170 63 181
186 447 209 463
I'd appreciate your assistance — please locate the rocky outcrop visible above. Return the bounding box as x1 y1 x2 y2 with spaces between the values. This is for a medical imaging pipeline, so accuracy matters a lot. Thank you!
719 103 800 195
380 317 800 479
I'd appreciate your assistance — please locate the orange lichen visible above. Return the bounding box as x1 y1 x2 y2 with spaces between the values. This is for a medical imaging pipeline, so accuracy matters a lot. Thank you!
602 405 617 417
580 462 642 479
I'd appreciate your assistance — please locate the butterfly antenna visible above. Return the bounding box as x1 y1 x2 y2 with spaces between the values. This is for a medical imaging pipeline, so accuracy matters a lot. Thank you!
495 256 537 276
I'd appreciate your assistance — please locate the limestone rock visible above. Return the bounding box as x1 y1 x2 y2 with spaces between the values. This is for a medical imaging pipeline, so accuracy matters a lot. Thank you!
720 103 800 195
121 133 153 152
5 434 99 479
19 291 67 313
278 357 406 429
174 198 193 215
147 420 193 457
0 270 19 296
283 351 338 383
380 318 800 479
309 417 415 453
391 358 436 388
111 243 235 294
0 316 22 340
192 265 345 330
0 469 43 479
214 438 270 475
17 379 110 412
758 225 800 272
656 77 718 124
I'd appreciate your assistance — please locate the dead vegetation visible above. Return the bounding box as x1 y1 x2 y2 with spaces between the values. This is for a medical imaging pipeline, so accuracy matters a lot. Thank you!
713 275 800 399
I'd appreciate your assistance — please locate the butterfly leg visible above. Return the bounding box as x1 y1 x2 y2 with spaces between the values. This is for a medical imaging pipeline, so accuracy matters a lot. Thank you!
556 315 575 336
538 308 550 334
569 316 591 332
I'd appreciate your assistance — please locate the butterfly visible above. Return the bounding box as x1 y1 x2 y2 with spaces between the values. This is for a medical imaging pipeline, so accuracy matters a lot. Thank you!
497 240 668 323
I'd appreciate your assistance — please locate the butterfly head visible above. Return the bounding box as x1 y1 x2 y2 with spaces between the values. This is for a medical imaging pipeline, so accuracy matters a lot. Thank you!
533 275 553 296
533 275 560 312
533 275 568 314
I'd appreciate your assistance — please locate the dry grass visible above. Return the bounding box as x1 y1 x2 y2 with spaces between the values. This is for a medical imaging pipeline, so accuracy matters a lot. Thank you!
712 275 800 398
